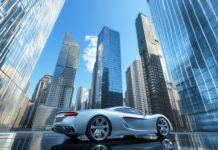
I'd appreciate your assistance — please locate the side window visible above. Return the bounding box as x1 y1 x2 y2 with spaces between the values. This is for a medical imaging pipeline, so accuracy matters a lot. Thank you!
115 107 144 115
125 108 143 115
115 108 126 113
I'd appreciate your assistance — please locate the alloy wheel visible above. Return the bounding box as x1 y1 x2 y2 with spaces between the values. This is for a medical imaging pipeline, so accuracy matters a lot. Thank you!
88 116 110 141
157 117 170 136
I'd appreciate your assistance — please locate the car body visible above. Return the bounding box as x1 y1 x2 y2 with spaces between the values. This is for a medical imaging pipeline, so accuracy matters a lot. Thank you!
52 106 172 141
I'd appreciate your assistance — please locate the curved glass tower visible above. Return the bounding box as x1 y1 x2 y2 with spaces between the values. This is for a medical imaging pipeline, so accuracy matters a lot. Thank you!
0 0 64 130
148 0 218 131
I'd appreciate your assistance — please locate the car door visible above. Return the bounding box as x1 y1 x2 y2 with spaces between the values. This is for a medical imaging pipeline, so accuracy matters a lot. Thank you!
122 108 148 130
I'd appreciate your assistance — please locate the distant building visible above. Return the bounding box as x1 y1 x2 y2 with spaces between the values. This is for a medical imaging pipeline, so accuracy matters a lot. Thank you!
126 59 148 112
31 75 52 104
89 63 97 108
46 33 80 111
84 99 89 110
93 27 123 108
135 13 175 124
0 0 64 130
75 87 87 111
87 89 92 109
21 75 52 129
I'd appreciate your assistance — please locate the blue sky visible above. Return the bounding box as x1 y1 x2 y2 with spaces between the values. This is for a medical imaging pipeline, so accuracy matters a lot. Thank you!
28 0 151 99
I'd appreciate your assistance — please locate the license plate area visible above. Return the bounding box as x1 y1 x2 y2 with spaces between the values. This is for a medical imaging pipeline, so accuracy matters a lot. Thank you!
55 117 65 123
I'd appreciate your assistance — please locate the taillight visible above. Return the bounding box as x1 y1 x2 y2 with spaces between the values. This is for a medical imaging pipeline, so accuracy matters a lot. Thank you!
64 112 78 116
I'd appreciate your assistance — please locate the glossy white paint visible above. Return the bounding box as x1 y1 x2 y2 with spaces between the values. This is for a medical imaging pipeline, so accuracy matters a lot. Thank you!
53 106 172 137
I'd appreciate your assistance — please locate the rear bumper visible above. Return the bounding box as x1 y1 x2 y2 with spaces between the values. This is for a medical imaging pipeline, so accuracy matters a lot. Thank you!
52 125 80 135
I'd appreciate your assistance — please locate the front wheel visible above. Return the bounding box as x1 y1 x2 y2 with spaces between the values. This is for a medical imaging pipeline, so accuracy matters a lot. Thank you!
156 117 170 137
86 115 111 142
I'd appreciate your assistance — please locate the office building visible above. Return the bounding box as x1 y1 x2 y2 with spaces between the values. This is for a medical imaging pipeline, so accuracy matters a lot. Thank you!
88 63 97 108
93 27 123 108
126 59 148 112
21 75 52 129
148 0 218 131
135 13 175 123
0 0 64 130
75 87 86 111
87 89 92 109
46 33 80 110
31 75 52 104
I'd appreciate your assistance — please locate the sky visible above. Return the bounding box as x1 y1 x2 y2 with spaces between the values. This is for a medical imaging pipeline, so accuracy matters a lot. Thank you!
27 0 151 100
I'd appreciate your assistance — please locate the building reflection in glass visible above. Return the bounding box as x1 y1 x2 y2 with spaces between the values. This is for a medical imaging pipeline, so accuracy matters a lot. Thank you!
148 0 218 131
0 0 65 130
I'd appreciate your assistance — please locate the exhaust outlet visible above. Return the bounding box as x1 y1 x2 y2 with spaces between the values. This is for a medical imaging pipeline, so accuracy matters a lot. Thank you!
64 126 72 133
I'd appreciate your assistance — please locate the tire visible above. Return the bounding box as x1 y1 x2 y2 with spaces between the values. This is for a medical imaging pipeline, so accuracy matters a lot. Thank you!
86 115 111 142
156 117 170 137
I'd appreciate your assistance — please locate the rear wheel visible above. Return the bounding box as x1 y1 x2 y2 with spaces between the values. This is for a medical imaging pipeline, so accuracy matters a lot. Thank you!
157 117 170 137
87 115 111 142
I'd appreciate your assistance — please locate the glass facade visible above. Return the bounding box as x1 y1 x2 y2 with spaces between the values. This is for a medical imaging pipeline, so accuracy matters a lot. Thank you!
94 27 123 108
0 0 64 130
148 0 218 131
75 87 86 111
45 33 80 111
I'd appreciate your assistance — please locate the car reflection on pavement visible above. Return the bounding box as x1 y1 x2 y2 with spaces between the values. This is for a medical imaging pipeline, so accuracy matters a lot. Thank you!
50 136 175 150
1 131 218 150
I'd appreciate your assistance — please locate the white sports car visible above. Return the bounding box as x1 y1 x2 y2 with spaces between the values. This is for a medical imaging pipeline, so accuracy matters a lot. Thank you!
52 106 172 141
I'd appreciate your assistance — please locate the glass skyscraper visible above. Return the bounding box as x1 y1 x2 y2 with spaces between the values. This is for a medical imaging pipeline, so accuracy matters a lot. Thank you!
125 59 148 112
148 0 218 131
93 27 123 108
135 14 175 126
46 33 80 111
0 0 64 130
75 87 86 111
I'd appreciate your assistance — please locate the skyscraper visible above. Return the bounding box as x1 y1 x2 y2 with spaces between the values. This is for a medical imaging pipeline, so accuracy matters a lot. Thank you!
135 13 175 123
126 59 148 112
75 87 86 111
88 63 97 108
148 0 218 131
46 33 80 110
93 27 123 108
0 0 64 130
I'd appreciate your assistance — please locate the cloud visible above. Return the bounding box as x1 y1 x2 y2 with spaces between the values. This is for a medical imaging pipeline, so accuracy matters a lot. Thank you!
83 35 98 73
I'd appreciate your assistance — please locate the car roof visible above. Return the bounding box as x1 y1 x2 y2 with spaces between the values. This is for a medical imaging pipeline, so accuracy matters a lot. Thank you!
105 106 132 110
